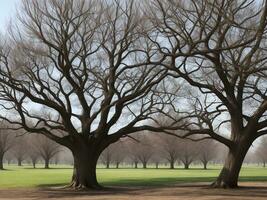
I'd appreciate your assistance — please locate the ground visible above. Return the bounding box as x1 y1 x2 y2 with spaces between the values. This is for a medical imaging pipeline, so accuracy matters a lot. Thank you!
1 183 267 200
0 165 267 199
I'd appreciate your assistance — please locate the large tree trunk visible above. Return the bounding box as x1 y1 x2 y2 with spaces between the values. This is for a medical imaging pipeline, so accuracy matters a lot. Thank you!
68 139 108 190
134 162 138 168
211 141 251 188
0 153 3 170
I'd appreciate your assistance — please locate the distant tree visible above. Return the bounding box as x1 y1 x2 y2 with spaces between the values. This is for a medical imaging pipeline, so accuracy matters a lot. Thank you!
112 142 126 169
24 135 39 168
12 137 27 166
156 134 180 169
256 137 267 167
178 140 198 169
36 136 61 169
99 145 113 169
0 127 13 170
197 140 218 169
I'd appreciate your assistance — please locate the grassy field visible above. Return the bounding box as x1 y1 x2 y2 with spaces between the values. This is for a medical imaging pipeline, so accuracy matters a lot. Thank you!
0 165 267 188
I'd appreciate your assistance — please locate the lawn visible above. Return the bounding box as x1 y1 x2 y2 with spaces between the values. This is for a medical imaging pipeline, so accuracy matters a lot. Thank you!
0 165 267 188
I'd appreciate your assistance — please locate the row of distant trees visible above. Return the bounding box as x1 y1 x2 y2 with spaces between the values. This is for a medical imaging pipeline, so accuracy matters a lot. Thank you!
0 129 61 169
2 130 267 170
100 133 267 170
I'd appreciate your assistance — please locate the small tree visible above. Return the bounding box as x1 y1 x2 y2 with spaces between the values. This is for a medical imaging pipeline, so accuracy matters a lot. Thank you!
36 135 61 169
178 140 198 169
0 126 13 170
12 137 27 166
99 145 113 169
197 140 218 169
156 134 180 169
256 137 267 167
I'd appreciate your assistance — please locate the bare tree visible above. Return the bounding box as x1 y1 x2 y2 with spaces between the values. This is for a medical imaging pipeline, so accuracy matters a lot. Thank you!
12 137 27 166
99 145 113 169
36 135 61 169
0 0 174 189
132 134 153 169
156 134 180 169
147 0 267 188
0 126 13 170
256 137 267 167
178 140 198 169
112 142 126 169
197 140 218 169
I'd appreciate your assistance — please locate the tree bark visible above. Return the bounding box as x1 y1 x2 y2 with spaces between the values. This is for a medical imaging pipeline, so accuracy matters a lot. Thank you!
116 162 119 169
67 140 106 190
211 141 251 188
134 162 138 168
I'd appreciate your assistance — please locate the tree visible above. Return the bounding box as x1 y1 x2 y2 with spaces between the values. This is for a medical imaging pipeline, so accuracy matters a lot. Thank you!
197 139 218 169
12 137 27 166
256 137 267 167
178 140 197 169
135 134 154 169
36 135 61 169
148 0 267 188
156 134 180 169
99 145 113 169
0 0 173 189
0 125 13 170
111 142 126 169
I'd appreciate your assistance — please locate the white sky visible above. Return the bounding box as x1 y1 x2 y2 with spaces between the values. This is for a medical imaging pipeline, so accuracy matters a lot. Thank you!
0 0 20 32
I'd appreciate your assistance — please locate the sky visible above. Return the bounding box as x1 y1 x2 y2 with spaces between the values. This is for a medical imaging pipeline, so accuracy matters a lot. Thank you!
0 0 20 32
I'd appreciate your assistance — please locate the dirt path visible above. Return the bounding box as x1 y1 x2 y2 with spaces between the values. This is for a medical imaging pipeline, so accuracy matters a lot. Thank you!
0 182 267 200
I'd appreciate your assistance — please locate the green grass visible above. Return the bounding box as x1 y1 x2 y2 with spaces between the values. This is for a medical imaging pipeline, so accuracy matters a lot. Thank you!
0 165 267 188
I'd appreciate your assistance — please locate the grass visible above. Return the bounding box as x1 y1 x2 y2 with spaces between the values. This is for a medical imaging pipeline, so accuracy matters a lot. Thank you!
0 165 267 188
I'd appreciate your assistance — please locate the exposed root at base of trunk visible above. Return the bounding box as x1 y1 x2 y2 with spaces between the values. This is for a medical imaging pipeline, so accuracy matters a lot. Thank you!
210 180 238 189
63 181 103 191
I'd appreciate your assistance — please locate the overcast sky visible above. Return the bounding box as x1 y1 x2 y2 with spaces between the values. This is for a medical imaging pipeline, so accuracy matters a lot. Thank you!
0 0 20 32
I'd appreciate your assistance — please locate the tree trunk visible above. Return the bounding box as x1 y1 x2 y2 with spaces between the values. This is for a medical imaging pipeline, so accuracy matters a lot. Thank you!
106 162 110 169
170 160 174 169
0 153 3 170
33 162 36 169
155 163 159 169
68 142 105 190
203 161 207 170
263 161 266 168
134 162 138 168
18 159 22 166
143 162 147 169
211 141 250 188
184 163 189 169
44 159 49 169
116 162 119 169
